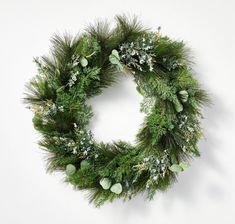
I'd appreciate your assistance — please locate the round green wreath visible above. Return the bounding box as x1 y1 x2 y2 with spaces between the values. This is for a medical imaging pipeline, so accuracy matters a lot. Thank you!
24 15 209 206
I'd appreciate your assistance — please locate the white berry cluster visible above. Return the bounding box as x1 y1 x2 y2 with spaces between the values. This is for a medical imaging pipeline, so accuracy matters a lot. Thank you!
73 126 97 159
132 150 170 189
144 151 169 189
68 55 81 87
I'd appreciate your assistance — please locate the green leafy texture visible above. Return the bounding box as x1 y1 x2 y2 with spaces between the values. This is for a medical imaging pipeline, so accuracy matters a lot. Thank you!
169 164 183 172
179 90 189 103
80 57 88 67
66 164 76 176
80 160 90 169
75 34 101 57
179 162 190 170
110 183 123 194
99 178 112 190
109 49 123 70
24 15 209 207
169 162 190 172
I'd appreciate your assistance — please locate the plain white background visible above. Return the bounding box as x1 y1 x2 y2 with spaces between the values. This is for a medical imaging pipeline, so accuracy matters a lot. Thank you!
0 0 235 223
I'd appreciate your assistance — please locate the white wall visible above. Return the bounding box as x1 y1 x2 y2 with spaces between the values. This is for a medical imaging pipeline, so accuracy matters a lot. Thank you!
0 0 234 223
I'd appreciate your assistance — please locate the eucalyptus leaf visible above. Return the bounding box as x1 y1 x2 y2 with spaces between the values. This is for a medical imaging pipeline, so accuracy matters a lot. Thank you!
80 57 88 67
179 162 190 170
66 164 76 176
80 160 90 169
109 55 119 65
110 183 122 194
99 178 112 190
109 49 123 70
174 101 183 113
111 49 120 59
169 164 183 172
179 90 189 103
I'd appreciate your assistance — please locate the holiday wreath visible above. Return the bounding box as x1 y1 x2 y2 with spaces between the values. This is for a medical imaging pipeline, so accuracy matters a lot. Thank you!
24 15 209 206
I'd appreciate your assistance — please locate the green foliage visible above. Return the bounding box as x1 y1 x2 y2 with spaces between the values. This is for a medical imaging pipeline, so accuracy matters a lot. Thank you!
66 164 76 175
99 178 112 190
109 49 123 70
169 164 183 172
24 15 209 207
75 35 100 57
110 183 122 194
169 162 190 172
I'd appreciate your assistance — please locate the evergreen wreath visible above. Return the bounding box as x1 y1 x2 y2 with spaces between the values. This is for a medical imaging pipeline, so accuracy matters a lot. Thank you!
24 15 209 206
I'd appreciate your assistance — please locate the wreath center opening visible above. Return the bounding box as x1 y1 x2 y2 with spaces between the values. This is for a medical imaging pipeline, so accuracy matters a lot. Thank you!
87 74 145 144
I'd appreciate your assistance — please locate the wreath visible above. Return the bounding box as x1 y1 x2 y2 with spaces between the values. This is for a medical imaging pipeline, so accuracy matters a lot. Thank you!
24 15 209 206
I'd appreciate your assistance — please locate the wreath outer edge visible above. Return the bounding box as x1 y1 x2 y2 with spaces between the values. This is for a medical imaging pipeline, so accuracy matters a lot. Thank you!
24 15 209 206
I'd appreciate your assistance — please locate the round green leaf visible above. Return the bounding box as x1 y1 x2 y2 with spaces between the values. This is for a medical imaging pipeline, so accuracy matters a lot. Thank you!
66 164 76 176
179 162 190 170
80 160 90 169
179 90 189 103
109 55 118 64
111 49 120 59
99 178 112 190
110 183 122 194
80 57 88 67
175 101 183 113
169 164 183 172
